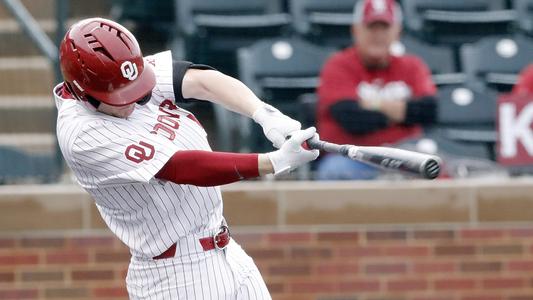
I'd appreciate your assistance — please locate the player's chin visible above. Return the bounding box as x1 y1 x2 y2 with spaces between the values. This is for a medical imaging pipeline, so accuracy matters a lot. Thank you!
113 106 135 118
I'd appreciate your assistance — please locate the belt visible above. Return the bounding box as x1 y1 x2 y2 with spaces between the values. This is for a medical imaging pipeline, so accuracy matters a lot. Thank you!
153 225 231 260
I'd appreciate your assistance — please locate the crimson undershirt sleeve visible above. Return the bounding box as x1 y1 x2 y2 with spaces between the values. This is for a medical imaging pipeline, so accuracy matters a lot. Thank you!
329 99 389 134
402 58 438 126
403 96 438 125
155 150 260 187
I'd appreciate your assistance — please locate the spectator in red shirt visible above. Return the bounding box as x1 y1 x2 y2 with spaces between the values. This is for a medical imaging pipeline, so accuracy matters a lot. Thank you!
316 0 437 180
513 64 533 95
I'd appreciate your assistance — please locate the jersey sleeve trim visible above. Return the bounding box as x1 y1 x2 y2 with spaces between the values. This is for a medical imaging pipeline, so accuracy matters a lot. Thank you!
172 61 216 103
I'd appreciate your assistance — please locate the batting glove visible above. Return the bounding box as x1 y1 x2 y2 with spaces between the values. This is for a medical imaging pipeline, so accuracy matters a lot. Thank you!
267 127 320 175
252 104 301 148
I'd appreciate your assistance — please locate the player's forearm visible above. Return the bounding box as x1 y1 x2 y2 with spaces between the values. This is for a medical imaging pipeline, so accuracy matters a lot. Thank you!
182 69 264 117
378 100 406 123
156 150 273 186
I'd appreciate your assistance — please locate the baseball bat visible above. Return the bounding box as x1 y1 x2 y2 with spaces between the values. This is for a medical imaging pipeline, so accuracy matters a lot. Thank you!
306 136 441 179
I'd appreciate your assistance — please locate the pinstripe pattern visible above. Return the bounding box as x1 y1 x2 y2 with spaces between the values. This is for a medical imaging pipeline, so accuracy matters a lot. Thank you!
127 239 270 299
54 50 270 298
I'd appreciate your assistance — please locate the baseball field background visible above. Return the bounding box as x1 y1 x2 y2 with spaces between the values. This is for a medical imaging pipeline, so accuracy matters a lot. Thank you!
1 0 533 299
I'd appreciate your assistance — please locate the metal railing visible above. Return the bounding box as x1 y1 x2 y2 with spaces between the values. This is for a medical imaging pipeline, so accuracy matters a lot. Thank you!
0 0 67 183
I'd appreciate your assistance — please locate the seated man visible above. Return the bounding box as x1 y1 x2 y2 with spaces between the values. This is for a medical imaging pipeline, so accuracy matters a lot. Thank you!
316 0 437 180
513 64 533 95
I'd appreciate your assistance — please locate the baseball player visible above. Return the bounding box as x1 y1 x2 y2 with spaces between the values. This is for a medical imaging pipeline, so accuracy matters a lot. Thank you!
54 18 318 299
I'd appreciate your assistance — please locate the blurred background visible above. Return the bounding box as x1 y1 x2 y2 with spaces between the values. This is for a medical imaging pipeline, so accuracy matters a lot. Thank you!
0 0 533 299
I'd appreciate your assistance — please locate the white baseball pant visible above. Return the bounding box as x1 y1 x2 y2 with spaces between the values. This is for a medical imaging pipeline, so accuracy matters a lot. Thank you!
126 229 271 299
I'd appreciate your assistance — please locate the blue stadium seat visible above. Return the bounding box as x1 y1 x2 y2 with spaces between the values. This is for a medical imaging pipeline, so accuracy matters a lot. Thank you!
112 0 174 28
433 84 498 142
399 132 493 161
0 146 60 184
238 38 334 99
391 34 465 86
459 35 533 92
111 0 175 52
289 0 356 48
176 0 291 75
402 0 515 45
394 131 506 178
297 93 318 129
424 83 499 161
233 38 334 152
514 0 533 36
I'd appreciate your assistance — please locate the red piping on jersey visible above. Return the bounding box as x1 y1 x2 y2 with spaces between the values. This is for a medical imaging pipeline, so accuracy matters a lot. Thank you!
60 84 74 99
155 150 259 187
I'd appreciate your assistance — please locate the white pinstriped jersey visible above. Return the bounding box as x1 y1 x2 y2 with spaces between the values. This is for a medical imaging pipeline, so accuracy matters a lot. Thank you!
54 51 224 258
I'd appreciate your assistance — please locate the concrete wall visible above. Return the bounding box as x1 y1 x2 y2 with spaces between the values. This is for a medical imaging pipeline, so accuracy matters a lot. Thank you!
2 178 533 231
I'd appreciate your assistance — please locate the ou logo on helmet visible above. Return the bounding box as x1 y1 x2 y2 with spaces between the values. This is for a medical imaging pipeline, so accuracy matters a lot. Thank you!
120 60 138 81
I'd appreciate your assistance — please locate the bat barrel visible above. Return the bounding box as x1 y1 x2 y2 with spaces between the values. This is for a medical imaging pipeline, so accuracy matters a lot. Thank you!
353 147 441 179
307 136 441 180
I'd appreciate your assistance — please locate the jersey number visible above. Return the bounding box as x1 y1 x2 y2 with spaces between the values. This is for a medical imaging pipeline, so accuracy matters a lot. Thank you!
125 141 155 163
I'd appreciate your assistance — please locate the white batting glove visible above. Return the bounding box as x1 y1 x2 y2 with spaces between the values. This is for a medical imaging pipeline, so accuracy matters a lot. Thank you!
252 104 301 148
267 127 320 176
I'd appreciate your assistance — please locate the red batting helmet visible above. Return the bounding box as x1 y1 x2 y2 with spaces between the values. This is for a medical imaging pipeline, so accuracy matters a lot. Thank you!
59 18 156 106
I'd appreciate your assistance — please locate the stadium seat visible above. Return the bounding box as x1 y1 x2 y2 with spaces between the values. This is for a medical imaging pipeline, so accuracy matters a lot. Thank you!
233 38 334 152
238 38 334 110
289 0 356 49
434 84 498 141
395 131 506 178
0 146 60 184
514 0 533 36
111 0 175 52
297 93 318 129
402 0 515 45
390 34 465 86
111 0 175 28
176 0 291 75
399 131 492 159
426 83 498 160
459 36 533 92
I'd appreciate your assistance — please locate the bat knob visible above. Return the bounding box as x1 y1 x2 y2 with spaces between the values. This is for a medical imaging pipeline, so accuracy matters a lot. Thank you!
423 158 441 179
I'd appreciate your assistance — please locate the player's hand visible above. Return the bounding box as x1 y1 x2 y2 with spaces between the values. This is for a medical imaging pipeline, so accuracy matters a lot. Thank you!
266 127 320 175
252 104 301 148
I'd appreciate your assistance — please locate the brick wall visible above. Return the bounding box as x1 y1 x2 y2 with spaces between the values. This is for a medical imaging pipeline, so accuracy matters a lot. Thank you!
1 226 533 300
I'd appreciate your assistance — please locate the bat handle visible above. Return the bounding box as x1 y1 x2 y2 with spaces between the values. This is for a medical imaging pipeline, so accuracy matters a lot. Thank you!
306 135 353 156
